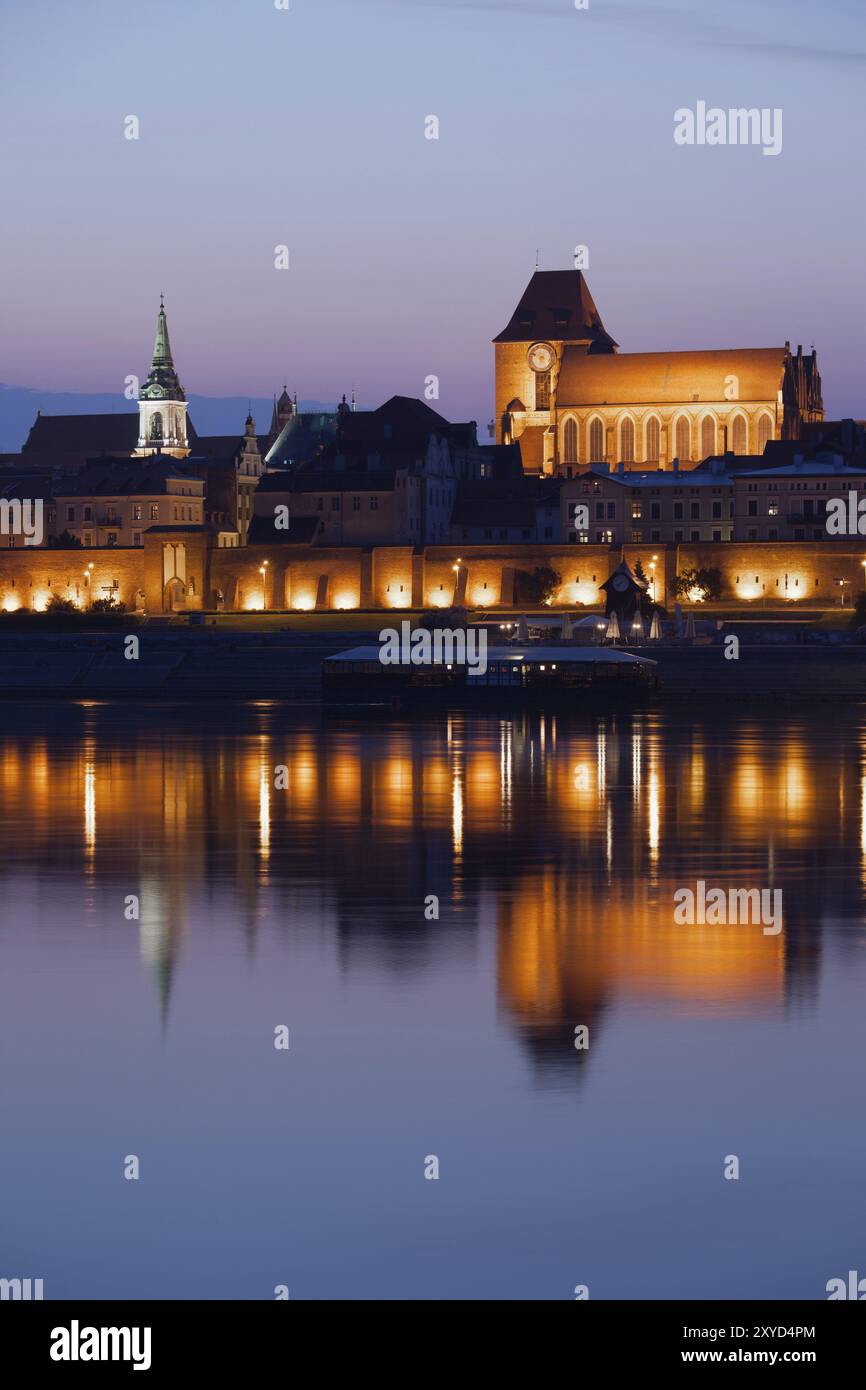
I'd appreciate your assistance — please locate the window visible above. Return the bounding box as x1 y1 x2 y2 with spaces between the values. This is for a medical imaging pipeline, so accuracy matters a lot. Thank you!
83 506 92 522
768 528 778 540
650 502 660 520
645 416 660 462
370 497 378 510
607 502 616 519
589 417 605 462
712 530 722 541
712 502 722 519
352 497 360 511
768 499 778 516
675 416 691 461
107 506 117 522
107 532 118 546
674 529 683 542
701 417 716 459
150 505 159 520
673 501 683 520
66 506 75 523
690 502 700 519
331 497 340 511
620 417 635 464
731 415 748 454
748 500 758 516
133 532 141 546
631 530 641 543
563 418 578 464
535 371 551 411
690 529 700 541
317 498 324 511
595 502 605 520
84 532 93 547
757 413 773 453
133 505 143 521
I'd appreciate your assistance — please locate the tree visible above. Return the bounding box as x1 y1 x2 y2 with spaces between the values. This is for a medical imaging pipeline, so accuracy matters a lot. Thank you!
47 530 83 548
90 597 126 614
632 558 648 586
46 593 77 613
515 566 562 606
674 567 722 601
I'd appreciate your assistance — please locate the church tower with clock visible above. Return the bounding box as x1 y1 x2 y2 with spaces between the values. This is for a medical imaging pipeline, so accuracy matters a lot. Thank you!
135 297 190 457
493 268 617 471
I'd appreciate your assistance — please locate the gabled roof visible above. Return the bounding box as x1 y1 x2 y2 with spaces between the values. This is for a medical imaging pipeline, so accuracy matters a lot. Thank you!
494 270 617 349
53 456 203 497
193 434 245 459
20 411 199 469
556 346 788 406
21 412 140 458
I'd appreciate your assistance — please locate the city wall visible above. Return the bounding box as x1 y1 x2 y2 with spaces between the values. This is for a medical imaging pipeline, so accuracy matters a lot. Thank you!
2 538 865 613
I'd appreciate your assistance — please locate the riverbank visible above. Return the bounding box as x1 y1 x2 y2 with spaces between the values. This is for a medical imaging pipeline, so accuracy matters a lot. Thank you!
1 626 865 701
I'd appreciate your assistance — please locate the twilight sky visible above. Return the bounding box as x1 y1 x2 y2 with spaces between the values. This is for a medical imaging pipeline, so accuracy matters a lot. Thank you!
1 0 864 428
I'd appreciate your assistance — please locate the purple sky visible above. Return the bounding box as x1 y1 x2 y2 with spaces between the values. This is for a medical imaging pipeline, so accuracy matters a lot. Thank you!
1 0 864 426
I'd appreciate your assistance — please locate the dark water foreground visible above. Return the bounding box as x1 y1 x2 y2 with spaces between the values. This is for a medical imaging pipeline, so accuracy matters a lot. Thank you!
0 701 864 1300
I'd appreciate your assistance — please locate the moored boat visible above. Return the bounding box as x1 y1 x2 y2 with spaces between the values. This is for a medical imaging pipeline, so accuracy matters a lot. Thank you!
321 644 659 707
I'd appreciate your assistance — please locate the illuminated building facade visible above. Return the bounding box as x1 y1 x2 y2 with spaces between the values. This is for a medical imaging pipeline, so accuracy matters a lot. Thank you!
494 270 824 475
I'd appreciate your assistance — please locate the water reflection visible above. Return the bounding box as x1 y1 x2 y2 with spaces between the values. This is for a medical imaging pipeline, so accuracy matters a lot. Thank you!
1 703 862 1070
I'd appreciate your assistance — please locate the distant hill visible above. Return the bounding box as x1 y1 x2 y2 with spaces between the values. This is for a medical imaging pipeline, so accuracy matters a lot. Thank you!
0 386 342 453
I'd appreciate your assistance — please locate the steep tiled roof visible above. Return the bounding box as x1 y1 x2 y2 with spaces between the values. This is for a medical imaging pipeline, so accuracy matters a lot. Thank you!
54 457 203 497
494 270 617 349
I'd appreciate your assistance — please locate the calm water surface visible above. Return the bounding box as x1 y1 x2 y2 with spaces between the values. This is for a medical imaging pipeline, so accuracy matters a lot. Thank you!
1 701 864 1300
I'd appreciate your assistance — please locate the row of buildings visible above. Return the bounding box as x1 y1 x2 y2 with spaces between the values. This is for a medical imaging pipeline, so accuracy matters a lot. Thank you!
0 269 864 612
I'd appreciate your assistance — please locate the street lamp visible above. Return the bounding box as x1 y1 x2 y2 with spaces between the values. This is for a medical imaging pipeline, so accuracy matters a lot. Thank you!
649 555 658 602
259 560 269 610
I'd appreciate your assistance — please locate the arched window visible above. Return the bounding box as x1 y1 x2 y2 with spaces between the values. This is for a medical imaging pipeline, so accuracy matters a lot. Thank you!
589 417 605 462
563 418 578 464
700 416 716 459
150 412 163 440
645 416 660 462
675 416 691 462
731 414 748 455
757 413 773 454
620 417 635 464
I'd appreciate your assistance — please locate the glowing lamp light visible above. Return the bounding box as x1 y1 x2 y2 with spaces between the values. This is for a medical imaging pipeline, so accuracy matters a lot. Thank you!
686 585 707 603
2 595 20 613
572 582 599 606
292 596 315 612
32 593 49 613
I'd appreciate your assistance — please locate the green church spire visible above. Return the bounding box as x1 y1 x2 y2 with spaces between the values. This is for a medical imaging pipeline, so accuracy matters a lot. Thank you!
140 296 185 402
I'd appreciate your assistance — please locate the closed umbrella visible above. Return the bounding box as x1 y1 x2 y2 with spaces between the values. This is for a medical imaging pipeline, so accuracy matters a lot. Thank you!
516 614 529 641
606 611 621 642
649 610 662 641
685 610 697 641
561 614 574 640
631 613 645 643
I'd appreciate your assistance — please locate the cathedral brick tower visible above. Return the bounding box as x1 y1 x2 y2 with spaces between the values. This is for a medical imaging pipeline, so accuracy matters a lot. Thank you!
493 269 617 470
135 297 190 457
